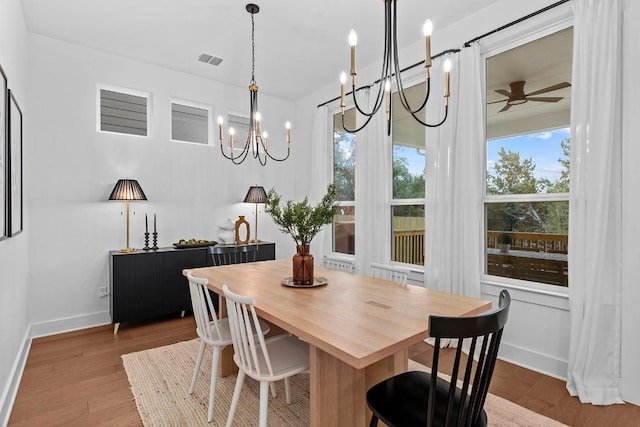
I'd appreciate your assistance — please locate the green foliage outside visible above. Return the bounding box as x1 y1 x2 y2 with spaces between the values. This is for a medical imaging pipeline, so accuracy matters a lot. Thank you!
487 138 570 234
333 130 425 207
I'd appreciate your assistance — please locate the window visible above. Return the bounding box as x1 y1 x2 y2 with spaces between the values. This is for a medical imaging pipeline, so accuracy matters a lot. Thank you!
171 100 212 145
98 86 149 137
391 82 426 265
332 109 355 255
484 27 572 287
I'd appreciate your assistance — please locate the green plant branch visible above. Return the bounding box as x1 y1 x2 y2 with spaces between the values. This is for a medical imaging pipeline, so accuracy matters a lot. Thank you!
264 184 339 246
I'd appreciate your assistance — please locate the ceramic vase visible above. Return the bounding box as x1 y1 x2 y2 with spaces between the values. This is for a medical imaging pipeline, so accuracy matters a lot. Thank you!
218 218 236 245
235 215 250 244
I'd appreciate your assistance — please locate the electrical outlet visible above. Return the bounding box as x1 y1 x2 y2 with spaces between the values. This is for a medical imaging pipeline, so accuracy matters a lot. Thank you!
98 286 109 298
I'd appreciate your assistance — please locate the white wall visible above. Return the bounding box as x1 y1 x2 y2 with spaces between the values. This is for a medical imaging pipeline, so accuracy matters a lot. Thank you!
25 34 297 329
0 0 29 423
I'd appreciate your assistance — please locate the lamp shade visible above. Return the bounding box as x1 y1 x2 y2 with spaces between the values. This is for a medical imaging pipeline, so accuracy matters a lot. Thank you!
109 179 147 201
243 186 267 204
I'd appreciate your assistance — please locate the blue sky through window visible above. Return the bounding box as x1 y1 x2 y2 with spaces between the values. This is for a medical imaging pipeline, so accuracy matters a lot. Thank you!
487 127 570 182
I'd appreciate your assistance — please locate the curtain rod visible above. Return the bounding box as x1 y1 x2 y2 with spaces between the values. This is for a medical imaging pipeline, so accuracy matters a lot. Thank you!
317 49 460 108
318 0 569 108
463 0 570 47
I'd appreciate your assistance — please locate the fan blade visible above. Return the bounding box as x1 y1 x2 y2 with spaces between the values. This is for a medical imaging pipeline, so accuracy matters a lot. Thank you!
495 89 512 97
487 100 507 105
498 104 512 112
526 96 563 103
525 82 571 96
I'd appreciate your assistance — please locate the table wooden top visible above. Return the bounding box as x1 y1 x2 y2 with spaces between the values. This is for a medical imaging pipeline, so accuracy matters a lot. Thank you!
186 259 491 370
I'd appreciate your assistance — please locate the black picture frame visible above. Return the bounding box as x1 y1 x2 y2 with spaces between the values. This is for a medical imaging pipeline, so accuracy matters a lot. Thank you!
8 89 22 237
0 65 7 241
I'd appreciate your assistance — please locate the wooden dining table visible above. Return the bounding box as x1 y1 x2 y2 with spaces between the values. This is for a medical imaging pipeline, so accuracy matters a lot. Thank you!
185 259 491 426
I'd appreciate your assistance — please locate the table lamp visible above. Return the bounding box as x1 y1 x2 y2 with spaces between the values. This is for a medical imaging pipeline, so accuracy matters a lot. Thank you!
243 185 267 243
109 179 147 252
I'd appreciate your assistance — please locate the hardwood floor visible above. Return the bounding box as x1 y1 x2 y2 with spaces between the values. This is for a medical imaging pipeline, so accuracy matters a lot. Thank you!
8 315 640 426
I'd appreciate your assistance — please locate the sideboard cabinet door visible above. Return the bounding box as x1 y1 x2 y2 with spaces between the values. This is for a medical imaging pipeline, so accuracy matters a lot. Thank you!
111 252 164 324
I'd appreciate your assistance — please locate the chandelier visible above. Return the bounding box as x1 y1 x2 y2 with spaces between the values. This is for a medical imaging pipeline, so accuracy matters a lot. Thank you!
217 3 291 165
339 0 452 135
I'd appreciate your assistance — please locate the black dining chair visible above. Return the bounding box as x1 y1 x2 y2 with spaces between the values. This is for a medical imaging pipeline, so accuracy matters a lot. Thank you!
366 290 511 427
209 244 258 266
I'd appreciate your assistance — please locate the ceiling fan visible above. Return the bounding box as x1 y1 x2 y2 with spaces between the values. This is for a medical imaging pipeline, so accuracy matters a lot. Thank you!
488 80 571 112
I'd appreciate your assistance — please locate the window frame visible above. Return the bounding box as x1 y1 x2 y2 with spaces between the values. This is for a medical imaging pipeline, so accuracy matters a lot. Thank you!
389 76 427 268
480 16 573 294
330 107 356 258
96 84 151 138
169 98 214 146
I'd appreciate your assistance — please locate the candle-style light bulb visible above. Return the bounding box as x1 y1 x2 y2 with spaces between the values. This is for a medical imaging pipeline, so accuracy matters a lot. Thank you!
285 121 291 145
423 19 433 36
348 29 358 47
340 71 347 113
443 58 452 72
255 112 261 122
349 29 357 84
229 127 235 150
423 19 433 72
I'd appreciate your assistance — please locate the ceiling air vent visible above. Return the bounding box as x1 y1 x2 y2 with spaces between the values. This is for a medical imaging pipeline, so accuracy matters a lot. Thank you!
198 53 223 66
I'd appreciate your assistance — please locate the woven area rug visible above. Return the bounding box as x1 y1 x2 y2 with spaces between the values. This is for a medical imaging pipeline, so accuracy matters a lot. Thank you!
122 339 567 426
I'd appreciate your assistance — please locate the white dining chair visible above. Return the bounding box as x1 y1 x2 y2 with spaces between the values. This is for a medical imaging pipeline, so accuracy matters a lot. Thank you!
323 254 356 272
370 262 410 285
186 272 270 423
222 284 309 427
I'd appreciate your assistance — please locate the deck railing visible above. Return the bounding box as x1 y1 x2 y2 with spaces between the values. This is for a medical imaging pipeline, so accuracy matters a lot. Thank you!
393 230 424 265
486 231 568 254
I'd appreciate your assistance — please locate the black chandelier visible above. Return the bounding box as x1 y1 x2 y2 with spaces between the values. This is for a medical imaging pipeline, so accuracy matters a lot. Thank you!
217 3 291 165
339 0 452 135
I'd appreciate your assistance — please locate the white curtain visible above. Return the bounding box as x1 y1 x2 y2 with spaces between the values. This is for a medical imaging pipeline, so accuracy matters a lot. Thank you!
310 106 332 256
355 88 391 274
424 44 483 299
566 0 623 405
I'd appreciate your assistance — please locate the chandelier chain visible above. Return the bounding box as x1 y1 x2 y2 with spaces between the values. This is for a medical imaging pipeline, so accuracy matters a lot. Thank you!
251 13 256 84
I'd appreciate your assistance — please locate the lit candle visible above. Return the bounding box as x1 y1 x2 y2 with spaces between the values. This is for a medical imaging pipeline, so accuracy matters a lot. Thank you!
217 115 224 143
349 29 357 85
443 58 452 101
145 213 148 233
153 213 156 233
340 71 347 114
285 122 291 145
423 19 433 75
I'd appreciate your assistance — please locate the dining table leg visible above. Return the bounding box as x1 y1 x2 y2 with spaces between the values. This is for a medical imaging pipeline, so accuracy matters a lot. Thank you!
309 344 408 426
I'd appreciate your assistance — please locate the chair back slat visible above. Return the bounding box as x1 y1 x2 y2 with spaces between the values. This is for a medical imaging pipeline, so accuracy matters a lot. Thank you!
210 245 258 266
186 272 222 342
427 289 511 427
224 284 274 377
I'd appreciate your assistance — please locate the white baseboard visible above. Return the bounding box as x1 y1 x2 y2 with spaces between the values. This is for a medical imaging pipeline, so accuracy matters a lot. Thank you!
0 328 31 427
29 310 111 339
499 341 568 381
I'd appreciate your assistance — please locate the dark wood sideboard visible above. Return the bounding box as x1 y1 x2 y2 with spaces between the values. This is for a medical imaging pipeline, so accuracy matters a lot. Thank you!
109 242 275 333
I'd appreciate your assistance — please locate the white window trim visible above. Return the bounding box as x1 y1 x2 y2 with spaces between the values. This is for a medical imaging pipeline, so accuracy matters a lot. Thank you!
479 5 573 296
96 84 151 138
169 98 214 146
